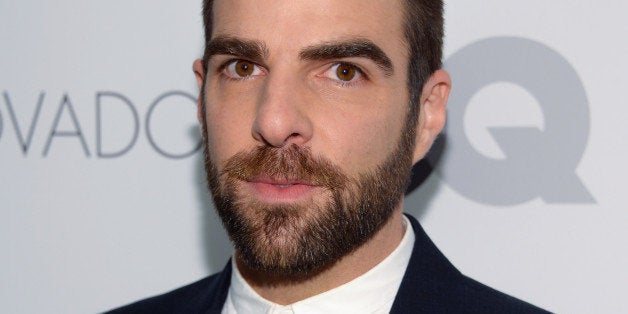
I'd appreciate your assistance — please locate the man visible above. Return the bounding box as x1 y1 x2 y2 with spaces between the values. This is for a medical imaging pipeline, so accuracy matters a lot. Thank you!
109 0 547 313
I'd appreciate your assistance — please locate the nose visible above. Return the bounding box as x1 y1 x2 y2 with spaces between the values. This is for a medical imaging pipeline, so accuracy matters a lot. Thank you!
252 72 313 147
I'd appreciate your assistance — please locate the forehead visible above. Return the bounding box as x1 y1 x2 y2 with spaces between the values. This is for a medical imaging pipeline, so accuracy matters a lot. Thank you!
211 0 407 60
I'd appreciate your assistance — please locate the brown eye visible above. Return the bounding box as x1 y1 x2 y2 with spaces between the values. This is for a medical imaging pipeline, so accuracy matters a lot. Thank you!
235 60 254 77
335 63 357 81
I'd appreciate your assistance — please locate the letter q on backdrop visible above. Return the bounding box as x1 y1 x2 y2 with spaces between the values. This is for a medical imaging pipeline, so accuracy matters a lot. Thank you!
1 1 626 313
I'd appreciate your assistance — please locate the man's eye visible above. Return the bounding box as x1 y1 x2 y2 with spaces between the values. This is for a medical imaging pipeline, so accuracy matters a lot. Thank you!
223 60 263 78
323 62 363 83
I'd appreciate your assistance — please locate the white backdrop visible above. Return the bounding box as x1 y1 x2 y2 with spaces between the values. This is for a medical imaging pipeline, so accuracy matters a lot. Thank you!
1 1 626 313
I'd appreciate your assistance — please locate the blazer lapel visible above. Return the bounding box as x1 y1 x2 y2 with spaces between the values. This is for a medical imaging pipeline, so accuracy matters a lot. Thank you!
201 260 232 314
390 214 462 313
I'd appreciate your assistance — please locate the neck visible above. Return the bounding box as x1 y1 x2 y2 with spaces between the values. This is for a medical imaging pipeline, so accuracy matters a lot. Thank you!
235 205 406 305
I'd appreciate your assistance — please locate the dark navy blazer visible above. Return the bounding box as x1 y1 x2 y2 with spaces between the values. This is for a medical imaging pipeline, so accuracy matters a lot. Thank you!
106 215 548 313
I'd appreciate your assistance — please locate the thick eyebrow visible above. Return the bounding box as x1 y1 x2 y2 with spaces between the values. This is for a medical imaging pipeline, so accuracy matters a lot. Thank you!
205 36 268 63
299 39 394 76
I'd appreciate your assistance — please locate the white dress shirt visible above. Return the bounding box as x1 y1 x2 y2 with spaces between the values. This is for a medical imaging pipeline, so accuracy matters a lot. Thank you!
222 216 415 314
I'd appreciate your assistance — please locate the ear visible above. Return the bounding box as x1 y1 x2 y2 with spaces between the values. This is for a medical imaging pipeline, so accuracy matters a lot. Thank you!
412 69 451 164
193 59 206 124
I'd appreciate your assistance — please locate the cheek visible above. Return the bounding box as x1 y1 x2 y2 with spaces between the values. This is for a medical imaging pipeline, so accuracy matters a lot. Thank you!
334 116 403 173
313 89 408 175
204 84 259 166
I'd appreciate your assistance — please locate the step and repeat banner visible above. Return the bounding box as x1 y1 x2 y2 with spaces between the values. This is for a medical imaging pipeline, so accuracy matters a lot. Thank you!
1 1 626 313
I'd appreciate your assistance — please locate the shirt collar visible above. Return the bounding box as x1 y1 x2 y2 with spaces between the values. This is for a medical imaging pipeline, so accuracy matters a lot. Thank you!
224 216 415 314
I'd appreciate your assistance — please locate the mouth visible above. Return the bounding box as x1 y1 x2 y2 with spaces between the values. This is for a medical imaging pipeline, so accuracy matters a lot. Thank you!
245 175 320 202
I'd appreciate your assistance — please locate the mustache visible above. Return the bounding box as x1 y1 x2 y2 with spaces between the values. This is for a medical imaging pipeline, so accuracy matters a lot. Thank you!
221 144 349 190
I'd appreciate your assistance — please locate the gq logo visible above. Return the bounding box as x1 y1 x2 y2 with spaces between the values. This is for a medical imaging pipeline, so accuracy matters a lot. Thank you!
433 37 594 205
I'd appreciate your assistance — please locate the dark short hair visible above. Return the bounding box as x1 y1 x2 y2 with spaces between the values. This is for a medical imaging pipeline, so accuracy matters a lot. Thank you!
201 0 444 118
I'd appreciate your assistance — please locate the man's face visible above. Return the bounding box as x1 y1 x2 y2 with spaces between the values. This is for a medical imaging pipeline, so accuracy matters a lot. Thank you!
199 0 420 276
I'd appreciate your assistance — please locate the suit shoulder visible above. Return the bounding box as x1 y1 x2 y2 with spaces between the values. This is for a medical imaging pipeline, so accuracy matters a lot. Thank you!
104 271 230 314
395 214 549 313
453 275 549 313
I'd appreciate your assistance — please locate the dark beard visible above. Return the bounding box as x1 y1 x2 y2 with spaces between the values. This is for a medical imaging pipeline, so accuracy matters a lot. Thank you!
202 109 416 278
